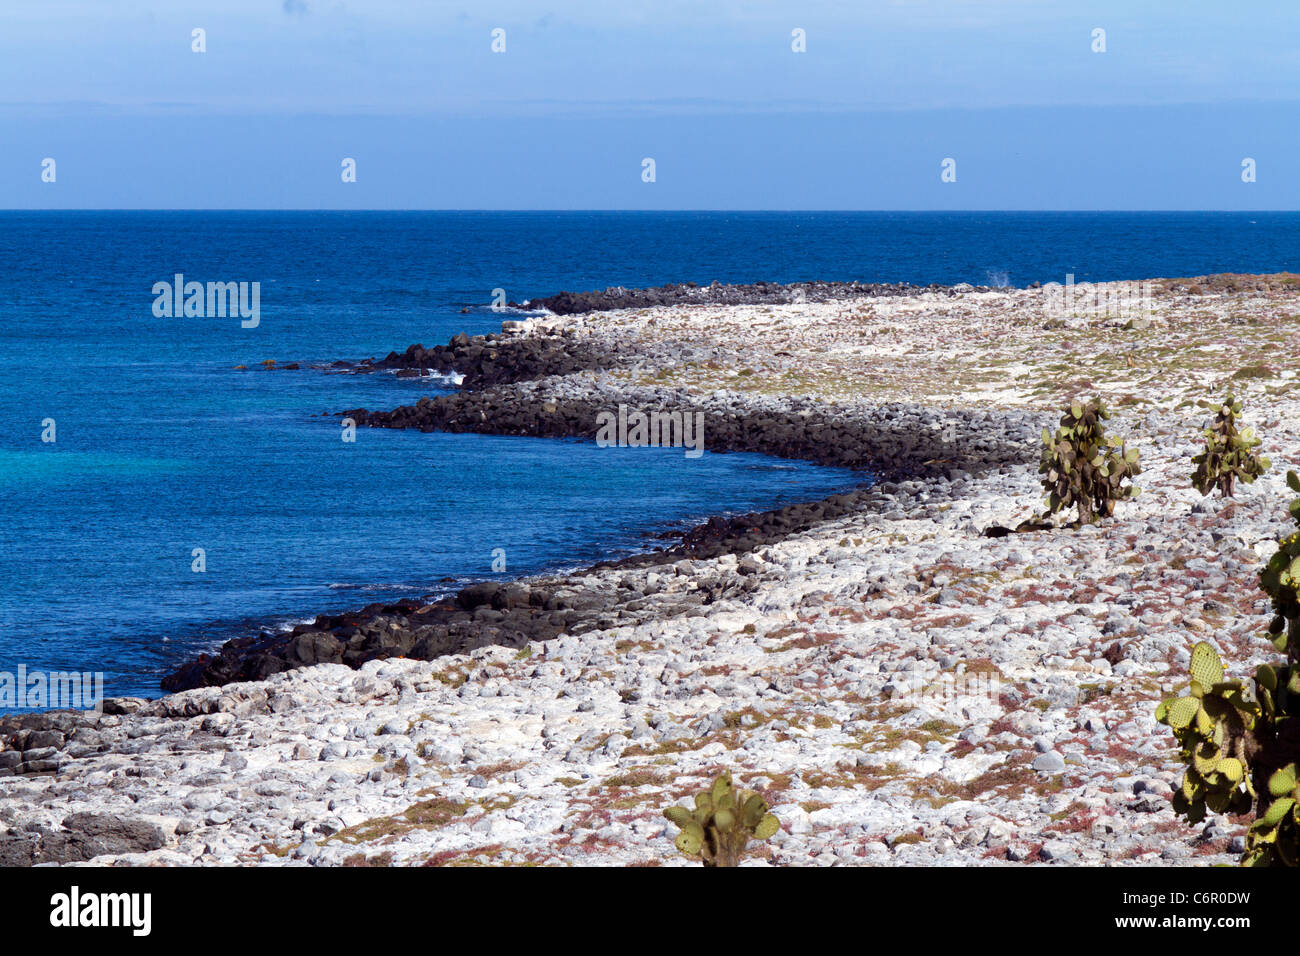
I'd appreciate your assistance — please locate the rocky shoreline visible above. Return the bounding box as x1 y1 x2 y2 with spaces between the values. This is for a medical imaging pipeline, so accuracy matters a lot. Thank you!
3 276 1298 867
162 324 1040 691
518 279 1004 315
516 272 1300 316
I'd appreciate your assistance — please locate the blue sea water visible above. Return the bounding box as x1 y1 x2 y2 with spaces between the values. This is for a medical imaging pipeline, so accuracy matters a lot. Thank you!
1 211 1298 705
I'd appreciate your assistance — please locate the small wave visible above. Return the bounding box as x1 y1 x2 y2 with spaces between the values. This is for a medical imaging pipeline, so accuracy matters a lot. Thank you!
464 303 550 317
274 617 315 632
985 269 1011 288
383 368 464 386
494 301 554 316
327 581 428 592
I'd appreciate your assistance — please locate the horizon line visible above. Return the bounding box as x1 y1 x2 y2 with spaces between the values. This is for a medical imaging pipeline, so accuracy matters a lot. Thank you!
3 208 1298 214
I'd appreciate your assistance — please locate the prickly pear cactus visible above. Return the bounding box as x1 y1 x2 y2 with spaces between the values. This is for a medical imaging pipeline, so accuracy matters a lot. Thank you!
1158 472 1300 866
1155 642 1256 823
662 772 780 867
1246 763 1300 866
1244 469 1300 865
1039 398 1140 526
1191 394 1270 498
1260 470 1300 657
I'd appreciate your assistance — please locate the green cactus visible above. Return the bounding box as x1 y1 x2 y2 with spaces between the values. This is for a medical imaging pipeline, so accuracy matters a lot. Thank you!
1191 394 1270 498
1155 642 1256 824
1260 470 1300 658
662 772 780 866
1039 398 1140 526
1158 471 1300 866
1244 762 1300 866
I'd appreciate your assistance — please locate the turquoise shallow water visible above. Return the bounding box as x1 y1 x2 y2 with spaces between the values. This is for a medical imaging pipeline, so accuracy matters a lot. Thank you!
2 210 1297 705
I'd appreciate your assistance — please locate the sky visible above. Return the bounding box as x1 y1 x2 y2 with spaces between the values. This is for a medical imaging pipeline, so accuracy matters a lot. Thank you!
1 0 1297 209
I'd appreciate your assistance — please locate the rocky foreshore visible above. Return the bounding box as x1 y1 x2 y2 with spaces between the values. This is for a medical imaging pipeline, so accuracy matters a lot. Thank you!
519 279 999 315
154 484 902 693
160 321 1039 692
3 276 1298 866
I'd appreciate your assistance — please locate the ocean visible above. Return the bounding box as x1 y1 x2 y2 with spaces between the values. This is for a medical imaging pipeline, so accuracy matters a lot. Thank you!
1 210 1297 705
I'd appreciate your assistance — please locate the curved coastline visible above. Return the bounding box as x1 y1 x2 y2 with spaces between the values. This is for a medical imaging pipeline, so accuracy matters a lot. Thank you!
157 286 1041 692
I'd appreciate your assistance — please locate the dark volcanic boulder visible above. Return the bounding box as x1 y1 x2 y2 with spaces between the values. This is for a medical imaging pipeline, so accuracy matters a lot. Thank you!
288 631 343 666
0 813 165 866
456 582 500 610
